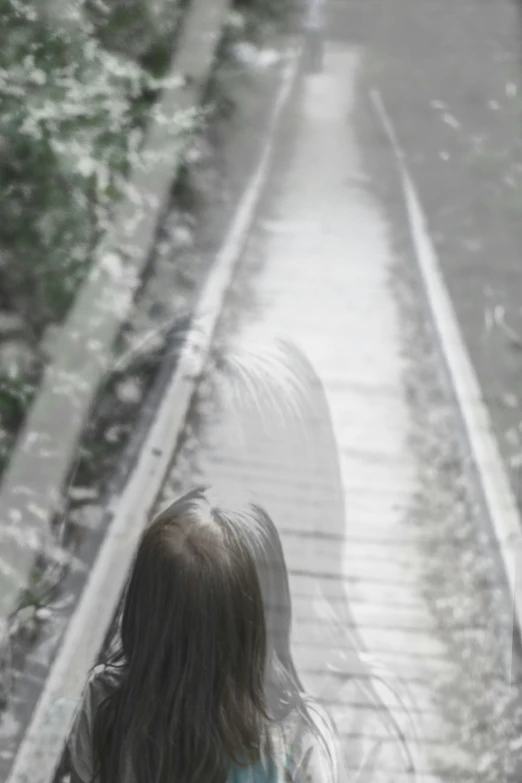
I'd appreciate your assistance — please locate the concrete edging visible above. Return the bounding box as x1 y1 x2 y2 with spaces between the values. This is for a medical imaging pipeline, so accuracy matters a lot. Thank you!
370 87 522 682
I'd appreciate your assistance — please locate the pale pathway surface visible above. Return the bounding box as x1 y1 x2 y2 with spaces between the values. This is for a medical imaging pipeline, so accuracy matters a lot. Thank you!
168 45 474 781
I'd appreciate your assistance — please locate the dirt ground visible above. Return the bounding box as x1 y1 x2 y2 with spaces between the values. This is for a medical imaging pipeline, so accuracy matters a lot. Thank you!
331 0 522 505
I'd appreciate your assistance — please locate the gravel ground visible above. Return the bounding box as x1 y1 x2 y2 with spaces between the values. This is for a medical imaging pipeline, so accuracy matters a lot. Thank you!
392 226 522 783
352 72 522 781
329 0 522 537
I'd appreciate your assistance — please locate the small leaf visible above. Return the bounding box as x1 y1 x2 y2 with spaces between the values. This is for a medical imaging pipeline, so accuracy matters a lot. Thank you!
77 156 95 177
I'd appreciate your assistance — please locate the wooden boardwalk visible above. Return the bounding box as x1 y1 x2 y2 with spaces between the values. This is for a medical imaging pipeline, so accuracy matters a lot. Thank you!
170 45 477 780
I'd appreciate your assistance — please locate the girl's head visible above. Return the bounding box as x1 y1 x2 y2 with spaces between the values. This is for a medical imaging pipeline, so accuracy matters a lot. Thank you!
95 487 272 783
121 487 267 702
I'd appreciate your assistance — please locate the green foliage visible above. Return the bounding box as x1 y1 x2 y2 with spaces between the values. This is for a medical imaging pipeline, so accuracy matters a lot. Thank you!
206 0 291 124
0 0 292 482
0 375 37 475
233 0 289 25
0 0 195 480
84 0 189 76
0 0 291 336
0 0 175 334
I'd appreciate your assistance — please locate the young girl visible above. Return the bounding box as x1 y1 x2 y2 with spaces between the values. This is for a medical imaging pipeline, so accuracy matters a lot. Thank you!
67 486 340 783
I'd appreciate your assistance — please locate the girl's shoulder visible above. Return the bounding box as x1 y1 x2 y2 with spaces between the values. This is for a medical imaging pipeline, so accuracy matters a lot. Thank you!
68 665 122 782
86 661 119 688
76 663 122 732
78 663 121 719
277 699 339 782
281 697 335 744
91 662 122 691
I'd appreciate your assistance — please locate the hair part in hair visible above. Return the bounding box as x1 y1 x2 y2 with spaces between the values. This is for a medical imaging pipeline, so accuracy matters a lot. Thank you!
195 487 341 781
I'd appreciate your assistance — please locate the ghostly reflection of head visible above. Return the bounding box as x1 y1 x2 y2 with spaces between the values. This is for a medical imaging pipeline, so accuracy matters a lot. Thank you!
207 330 419 779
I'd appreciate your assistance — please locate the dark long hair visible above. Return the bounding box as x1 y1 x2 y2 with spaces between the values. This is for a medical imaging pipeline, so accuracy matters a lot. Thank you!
200 486 339 781
92 488 272 783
